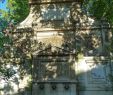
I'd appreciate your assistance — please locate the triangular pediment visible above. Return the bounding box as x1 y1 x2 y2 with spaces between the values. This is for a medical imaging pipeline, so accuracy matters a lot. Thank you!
33 46 75 56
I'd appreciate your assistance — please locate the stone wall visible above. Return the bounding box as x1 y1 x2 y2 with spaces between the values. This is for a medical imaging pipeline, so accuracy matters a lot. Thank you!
0 0 113 95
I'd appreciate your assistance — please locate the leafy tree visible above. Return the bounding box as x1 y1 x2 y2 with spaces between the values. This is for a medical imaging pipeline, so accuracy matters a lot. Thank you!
0 0 29 49
83 0 113 55
0 0 30 83
7 0 29 23
0 16 9 50
83 0 113 24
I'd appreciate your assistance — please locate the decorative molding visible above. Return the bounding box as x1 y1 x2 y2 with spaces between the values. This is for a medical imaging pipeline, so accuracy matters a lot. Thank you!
29 0 82 5
33 46 76 56
32 46 76 82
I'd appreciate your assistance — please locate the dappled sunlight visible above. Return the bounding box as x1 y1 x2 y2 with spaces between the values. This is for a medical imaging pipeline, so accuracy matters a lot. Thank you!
32 47 76 81
0 0 113 95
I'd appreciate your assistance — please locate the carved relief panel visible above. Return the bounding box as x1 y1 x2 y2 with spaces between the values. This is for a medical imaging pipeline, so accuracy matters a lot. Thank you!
33 56 76 82
32 47 76 82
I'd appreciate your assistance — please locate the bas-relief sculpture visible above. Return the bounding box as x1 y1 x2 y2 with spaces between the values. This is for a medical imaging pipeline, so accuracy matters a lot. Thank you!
32 46 76 82
32 46 77 95
1 0 112 95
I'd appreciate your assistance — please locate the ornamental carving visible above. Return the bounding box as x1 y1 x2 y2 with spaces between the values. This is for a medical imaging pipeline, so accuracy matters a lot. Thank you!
32 46 76 81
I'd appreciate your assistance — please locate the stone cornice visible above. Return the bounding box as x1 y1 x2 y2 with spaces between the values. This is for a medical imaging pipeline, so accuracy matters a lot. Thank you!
29 0 82 5
14 26 113 33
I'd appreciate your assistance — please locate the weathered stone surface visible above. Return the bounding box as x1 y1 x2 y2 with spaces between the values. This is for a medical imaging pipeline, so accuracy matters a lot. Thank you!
1 0 112 95
29 0 82 4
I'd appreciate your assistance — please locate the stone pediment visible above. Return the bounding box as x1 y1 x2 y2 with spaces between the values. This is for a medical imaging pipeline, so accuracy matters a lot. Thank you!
33 46 75 56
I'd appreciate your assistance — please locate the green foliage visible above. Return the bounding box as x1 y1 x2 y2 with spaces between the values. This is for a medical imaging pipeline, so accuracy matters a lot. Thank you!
83 0 113 24
0 65 16 80
7 0 29 23
0 18 9 50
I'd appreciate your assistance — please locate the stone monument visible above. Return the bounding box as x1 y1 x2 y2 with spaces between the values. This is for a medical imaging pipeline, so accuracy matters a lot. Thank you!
13 0 113 95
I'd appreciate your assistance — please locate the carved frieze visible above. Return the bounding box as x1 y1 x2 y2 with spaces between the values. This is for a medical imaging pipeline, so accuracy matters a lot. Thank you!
32 46 76 82
29 0 82 4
